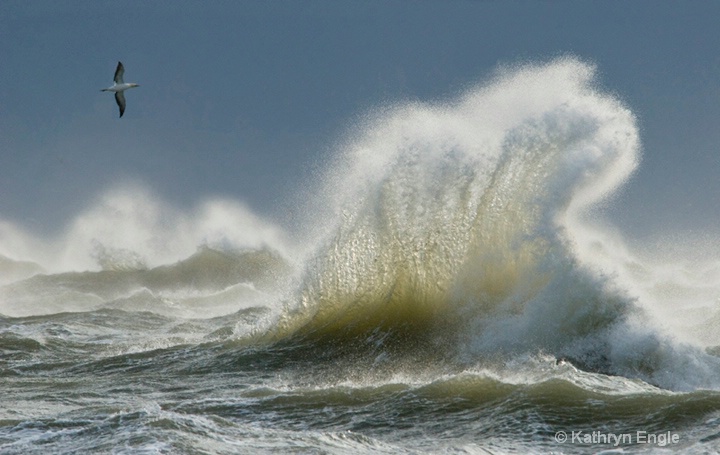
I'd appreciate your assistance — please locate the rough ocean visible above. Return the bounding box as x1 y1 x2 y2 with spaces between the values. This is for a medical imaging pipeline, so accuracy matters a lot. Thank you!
2 58 720 454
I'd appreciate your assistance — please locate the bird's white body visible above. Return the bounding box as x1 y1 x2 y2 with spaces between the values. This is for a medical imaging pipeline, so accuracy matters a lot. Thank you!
103 82 139 92
101 62 139 117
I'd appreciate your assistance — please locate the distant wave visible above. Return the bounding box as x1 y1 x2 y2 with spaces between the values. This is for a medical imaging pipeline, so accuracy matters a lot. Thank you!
0 246 291 319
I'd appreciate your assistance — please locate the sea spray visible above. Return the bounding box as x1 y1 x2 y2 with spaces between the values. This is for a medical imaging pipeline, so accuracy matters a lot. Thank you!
272 58 720 390
0 182 292 274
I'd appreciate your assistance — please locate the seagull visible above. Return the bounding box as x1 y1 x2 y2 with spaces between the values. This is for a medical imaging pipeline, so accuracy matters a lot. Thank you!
101 62 139 118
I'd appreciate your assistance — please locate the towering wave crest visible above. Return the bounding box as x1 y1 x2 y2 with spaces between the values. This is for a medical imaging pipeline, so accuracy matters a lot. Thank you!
272 58 720 390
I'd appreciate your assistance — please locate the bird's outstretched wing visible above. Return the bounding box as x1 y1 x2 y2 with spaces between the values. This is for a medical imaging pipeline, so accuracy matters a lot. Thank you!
115 91 126 117
114 62 125 84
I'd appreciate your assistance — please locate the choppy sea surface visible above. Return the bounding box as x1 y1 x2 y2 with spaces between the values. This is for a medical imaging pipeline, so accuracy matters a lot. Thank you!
3 59 720 454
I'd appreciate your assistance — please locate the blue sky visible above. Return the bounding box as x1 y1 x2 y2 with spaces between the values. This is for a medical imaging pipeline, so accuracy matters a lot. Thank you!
1 1 719 241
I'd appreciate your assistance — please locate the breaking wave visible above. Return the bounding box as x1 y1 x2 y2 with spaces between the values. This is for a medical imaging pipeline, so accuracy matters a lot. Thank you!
266 58 720 391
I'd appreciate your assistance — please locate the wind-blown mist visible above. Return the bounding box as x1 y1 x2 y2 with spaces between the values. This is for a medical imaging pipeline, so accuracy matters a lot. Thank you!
2 58 720 454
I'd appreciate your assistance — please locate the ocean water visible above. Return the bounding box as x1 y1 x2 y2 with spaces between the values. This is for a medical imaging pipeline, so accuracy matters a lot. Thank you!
2 58 720 454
